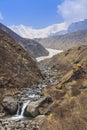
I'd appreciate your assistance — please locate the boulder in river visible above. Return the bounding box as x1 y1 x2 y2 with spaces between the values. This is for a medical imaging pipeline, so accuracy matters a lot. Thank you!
24 96 52 117
2 96 18 115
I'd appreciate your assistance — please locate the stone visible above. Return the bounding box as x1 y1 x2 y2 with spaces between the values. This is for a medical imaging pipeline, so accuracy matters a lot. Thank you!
24 96 52 117
35 115 46 124
0 126 4 130
2 96 18 115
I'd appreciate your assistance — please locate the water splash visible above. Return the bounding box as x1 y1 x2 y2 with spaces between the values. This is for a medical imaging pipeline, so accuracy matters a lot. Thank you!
8 100 30 120
20 100 30 116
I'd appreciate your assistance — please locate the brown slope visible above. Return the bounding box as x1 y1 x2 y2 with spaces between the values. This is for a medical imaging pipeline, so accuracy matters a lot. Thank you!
40 45 87 74
40 45 87 130
0 29 43 90
37 30 87 50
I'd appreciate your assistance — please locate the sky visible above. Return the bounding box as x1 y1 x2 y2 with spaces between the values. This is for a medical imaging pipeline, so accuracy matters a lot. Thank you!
0 0 87 29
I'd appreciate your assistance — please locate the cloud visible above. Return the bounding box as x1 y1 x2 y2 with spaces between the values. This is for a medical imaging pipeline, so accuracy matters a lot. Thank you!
57 0 87 24
0 12 3 20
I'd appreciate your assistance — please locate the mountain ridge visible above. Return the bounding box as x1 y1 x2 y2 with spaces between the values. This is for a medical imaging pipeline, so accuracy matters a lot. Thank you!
0 23 48 58
36 30 87 50
68 19 87 33
8 19 87 39
9 23 67 39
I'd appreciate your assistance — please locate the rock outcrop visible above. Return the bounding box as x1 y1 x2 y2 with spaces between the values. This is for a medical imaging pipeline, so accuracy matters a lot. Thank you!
24 96 52 117
2 96 18 115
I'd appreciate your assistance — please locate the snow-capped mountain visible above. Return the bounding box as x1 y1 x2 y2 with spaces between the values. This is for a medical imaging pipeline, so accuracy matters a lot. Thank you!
68 19 87 33
9 23 68 39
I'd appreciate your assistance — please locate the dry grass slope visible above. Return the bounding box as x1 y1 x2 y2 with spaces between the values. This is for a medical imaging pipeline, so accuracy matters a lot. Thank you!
40 45 87 130
0 29 43 104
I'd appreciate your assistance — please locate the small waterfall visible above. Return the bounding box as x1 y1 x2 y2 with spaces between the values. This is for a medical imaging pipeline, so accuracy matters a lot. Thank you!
20 100 30 116
8 100 30 120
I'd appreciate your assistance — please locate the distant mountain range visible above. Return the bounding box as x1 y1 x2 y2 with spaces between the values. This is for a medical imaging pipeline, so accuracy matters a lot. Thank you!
50 19 87 36
36 30 87 50
2 19 87 52
35 19 87 50
68 19 87 33
9 19 87 39
9 23 67 39
0 23 48 58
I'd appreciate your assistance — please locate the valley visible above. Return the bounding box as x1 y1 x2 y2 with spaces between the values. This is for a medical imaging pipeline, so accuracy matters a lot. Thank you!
0 54 60 130
0 41 87 130
0 19 87 130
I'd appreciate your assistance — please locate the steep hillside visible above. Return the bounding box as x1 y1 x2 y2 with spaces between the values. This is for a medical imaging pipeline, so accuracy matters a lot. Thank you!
37 30 87 50
39 45 87 130
41 45 87 73
0 23 48 58
0 29 42 90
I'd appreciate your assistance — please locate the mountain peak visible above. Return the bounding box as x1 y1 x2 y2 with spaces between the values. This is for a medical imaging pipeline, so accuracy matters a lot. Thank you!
9 23 68 39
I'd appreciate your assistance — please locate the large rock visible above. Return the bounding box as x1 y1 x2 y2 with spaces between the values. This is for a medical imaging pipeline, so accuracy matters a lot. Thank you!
24 96 52 117
2 96 18 115
0 126 4 130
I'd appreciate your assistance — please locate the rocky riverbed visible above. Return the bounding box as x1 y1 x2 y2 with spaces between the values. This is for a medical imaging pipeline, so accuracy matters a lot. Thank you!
0 115 46 130
0 46 87 130
0 66 58 130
